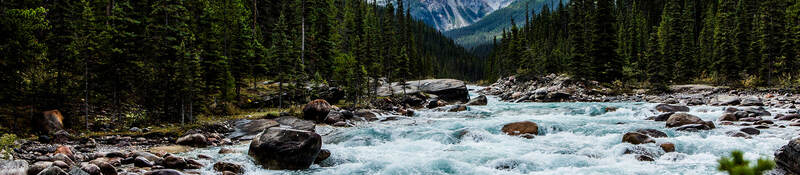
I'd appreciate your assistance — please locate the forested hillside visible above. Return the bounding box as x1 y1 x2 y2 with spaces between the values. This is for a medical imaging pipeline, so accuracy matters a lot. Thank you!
487 0 800 90
0 0 479 131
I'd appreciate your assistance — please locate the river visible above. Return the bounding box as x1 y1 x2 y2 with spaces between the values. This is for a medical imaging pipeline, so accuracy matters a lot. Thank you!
179 86 796 175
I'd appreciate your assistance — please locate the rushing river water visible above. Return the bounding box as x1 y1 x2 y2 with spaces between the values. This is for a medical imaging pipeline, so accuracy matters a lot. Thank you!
180 87 798 175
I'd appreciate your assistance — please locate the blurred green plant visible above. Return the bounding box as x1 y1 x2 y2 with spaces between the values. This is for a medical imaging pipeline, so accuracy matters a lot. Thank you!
718 150 775 175
0 133 18 160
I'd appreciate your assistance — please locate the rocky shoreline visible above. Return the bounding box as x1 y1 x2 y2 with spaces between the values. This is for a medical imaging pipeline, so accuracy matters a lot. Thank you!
5 76 800 174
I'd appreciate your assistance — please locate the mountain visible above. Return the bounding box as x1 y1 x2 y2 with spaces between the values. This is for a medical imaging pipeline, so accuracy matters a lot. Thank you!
443 0 565 48
380 0 516 31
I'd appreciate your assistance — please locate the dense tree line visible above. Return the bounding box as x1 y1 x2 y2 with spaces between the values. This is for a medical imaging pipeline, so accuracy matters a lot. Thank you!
0 0 477 131
487 0 800 91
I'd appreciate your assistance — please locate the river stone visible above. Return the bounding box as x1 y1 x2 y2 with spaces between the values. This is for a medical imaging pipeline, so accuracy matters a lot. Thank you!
718 113 738 121
635 129 668 138
651 112 675 121
741 96 764 106
778 114 800 120
176 133 208 147
275 116 315 132
740 128 761 135
302 99 331 122
51 161 68 169
775 138 800 174
324 110 344 124
144 169 184 175
213 162 244 174
27 162 52 175
315 149 331 163
501 121 538 139
466 95 488 106
37 166 68 175
666 113 706 128
230 119 280 140
675 124 711 132
50 153 74 166
81 164 102 175
656 104 690 112
134 157 154 167
448 105 468 112
248 127 322 170
622 132 655 144
660 142 676 152
162 155 187 169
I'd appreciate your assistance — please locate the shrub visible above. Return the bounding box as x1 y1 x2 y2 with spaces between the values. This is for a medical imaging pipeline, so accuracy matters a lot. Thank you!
718 150 775 175
0 133 18 160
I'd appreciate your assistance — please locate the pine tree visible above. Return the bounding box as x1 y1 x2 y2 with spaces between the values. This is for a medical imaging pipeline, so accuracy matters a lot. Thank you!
657 0 683 83
759 0 790 84
713 0 739 82
734 0 758 76
590 0 622 82
568 0 592 80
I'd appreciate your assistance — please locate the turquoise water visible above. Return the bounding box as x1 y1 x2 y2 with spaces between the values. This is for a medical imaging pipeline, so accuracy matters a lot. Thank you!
181 89 797 175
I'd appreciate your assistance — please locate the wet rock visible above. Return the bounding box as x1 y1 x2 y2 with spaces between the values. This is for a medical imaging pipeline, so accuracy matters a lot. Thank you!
741 96 764 106
134 157 154 167
501 121 538 139
81 164 102 175
27 162 51 175
213 162 244 174
754 120 774 125
605 106 618 112
133 151 163 164
323 110 344 124
666 113 709 128
67 167 89 175
37 166 68 175
656 104 690 112
635 129 668 138
426 99 446 109
196 154 211 160
675 124 711 131
717 96 741 105
775 138 800 174
378 79 468 103
93 161 117 175
401 93 427 108
739 117 761 122
622 132 655 144
275 116 316 132
778 114 800 120
660 142 675 152
651 112 675 121
315 149 331 163
229 119 279 140
185 159 203 169
755 125 769 129
743 107 771 116
302 99 331 122
355 109 378 121
176 134 208 147
448 105 468 112
218 148 235 154
51 161 68 169
466 95 488 106
162 155 187 169
248 127 322 170
726 131 751 138
740 128 761 135
718 113 738 121
636 155 655 161
143 169 184 175
50 153 74 166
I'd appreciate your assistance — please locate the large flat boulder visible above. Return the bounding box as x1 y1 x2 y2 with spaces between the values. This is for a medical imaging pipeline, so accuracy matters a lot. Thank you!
248 127 322 170
377 79 468 103
776 138 800 174
228 119 280 140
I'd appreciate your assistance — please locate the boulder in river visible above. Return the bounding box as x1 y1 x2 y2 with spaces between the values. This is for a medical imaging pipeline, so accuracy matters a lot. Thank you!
275 116 316 132
740 127 760 135
377 79 468 103
176 133 208 147
302 99 331 122
660 142 675 152
144 169 184 175
718 113 738 121
741 96 764 106
649 112 675 121
315 149 331 163
214 162 244 174
37 166 68 175
248 127 322 170
501 121 538 139
635 129 668 138
228 119 279 140
775 138 800 174
656 104 690 112
666 113 709 128
466 95 488 106
622 132 655 144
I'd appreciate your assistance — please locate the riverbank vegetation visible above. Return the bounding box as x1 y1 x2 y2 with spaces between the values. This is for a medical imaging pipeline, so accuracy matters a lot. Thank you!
486 0 800 91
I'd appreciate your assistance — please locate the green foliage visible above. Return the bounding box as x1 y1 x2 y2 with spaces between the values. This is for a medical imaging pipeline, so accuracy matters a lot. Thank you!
717 150 775 175
0 134 18 160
